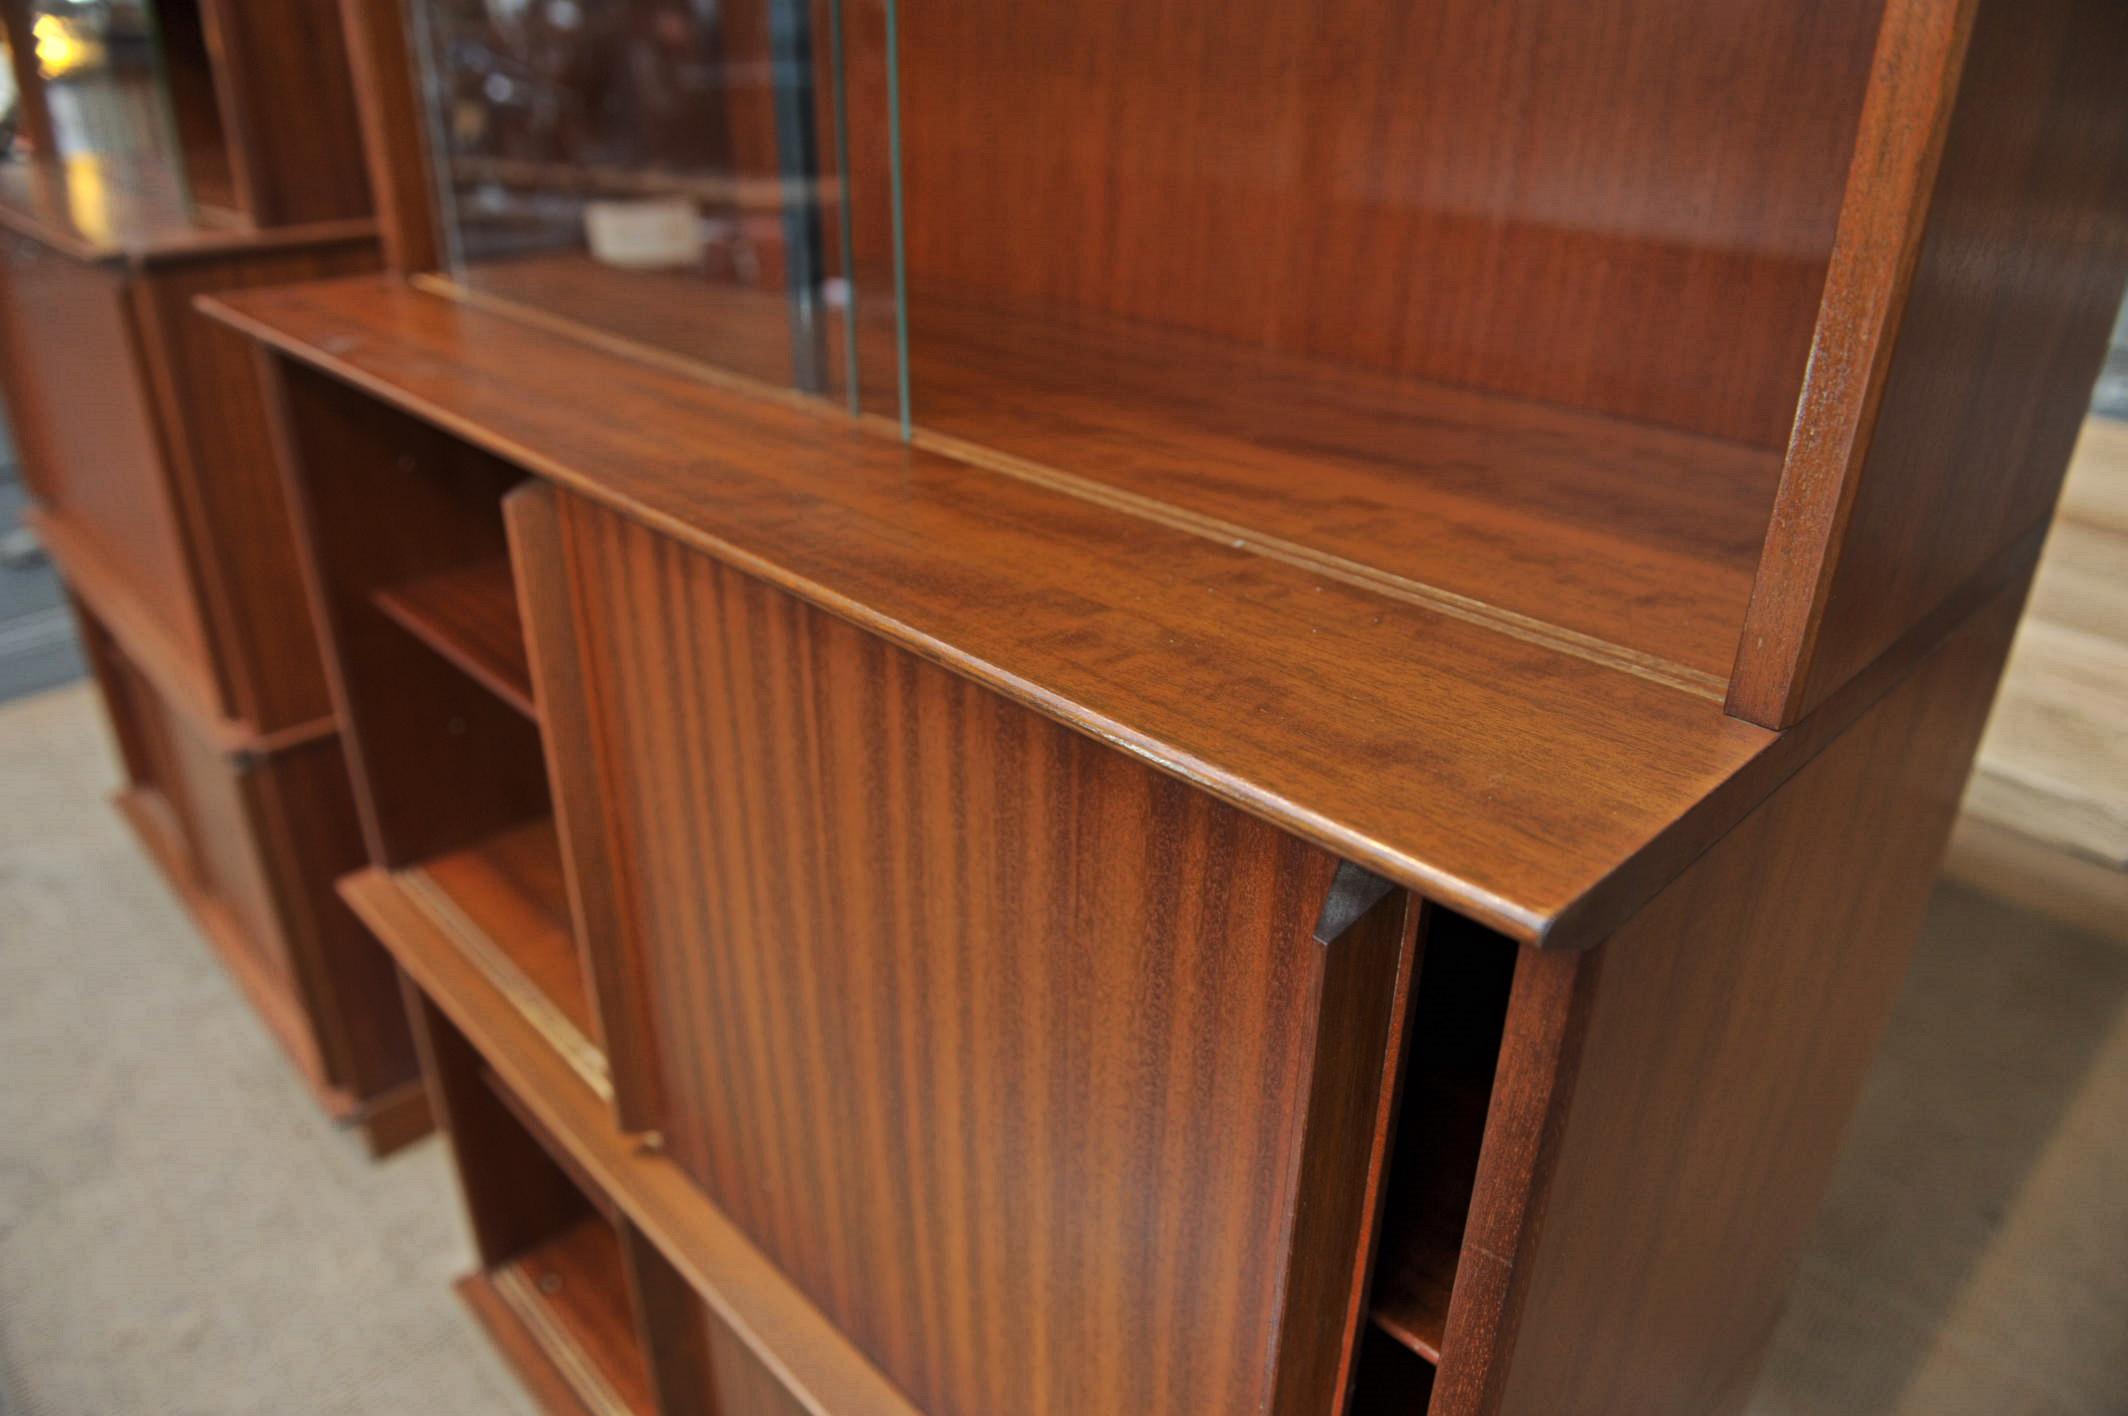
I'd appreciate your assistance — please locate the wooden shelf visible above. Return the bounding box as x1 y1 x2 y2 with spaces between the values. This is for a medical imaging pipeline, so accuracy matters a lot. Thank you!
459 1216 656 1416
431 255 1779 685
211 275 1792 951
340 861 926 1416
374 558 538 719
1367 1078 1492 1363
392 817 607 1097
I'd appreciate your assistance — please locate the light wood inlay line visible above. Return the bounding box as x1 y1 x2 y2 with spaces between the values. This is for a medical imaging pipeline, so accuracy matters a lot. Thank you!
417 274 1728 701
399 867 614 1102
492 1265 635 1416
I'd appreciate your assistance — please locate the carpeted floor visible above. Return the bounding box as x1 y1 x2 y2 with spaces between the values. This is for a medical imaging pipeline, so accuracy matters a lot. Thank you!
1 680 2123 1415
0 684 533 1416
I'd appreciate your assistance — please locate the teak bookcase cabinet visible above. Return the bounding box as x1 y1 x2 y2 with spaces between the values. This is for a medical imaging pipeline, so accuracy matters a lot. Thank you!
0 2 424 1149
220 0 2125 1410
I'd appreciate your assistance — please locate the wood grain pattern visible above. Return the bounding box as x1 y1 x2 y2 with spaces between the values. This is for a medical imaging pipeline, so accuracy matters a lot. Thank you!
261 357 548 866
408 818 592 1046
405 975 592 1272
506 481 664 1131
619 1221 812 1416
560 496 1410 1415
431 255 1779 683
501 1218 659 1416
242 729 418 1106
374 558 537 720
207 279 1785 949
357 878 925 1416
1435 577 2030 1416
192 0 374 225
1731 0 2128 726
334 0 440 272
890 0 1881 448
125 234 381 735
0 235 216 690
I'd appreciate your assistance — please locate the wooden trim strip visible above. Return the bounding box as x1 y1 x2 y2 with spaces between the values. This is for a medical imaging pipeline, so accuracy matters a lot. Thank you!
398 866 615 1102
417 273 1727 701
491 1265 636 1416
1728 0 1981 726
345 867 925 1416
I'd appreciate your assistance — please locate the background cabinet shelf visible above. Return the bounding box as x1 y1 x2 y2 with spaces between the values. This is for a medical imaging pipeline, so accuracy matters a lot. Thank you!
374 558 537 720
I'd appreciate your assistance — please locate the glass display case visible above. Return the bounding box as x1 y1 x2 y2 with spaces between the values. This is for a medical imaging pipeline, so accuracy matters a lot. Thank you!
412 0 895 405
406 0 1887 686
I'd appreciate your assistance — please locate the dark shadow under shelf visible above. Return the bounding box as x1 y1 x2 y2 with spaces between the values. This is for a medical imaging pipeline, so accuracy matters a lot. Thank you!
374 558 537 719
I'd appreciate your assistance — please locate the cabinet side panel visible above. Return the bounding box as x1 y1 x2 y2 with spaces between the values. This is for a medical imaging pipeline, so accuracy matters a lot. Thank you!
1477 578 2026 1416
563 498 1358 1416
199 0 375 224
1733 0 2128 726
0 239 213 677
132 241 380 735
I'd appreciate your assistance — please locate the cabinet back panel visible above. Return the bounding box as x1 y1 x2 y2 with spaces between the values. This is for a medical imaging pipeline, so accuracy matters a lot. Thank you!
888 0 1885 447
564 499 1352 1416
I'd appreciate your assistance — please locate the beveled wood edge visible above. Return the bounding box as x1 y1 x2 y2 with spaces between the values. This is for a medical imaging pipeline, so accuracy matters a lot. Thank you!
1729 0 1981 727
1550 521 2047 951
393 864 615 1102
508 482 667 1131
420 270 1730 701
335 0 443 274
343 866 927 1416
457 1270 611 1416
491 1263 640 1416
204 280 2037 954
0 194 377 269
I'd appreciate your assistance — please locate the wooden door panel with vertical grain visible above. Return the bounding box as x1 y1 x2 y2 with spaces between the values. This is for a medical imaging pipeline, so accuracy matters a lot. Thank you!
555 493 1416 1416
0 235 213 679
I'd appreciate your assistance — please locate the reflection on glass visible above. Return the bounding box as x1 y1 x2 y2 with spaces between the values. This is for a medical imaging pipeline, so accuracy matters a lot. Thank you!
22 0 186 170
412 0 893 409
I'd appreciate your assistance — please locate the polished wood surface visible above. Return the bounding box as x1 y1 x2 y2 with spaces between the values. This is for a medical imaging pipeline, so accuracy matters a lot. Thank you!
1731 0 2128 726
1368 914 1522 1366
561 493 1413 1415
126 234 380 734
503 1218 660 1416
264 359 547 866
334 0 440 272
211 278 1785 949
77 594 416 1139
432 254 1779 684
506 482 663 1132
194 0 373 226
1436 580 2028 1416
354 873 926 1416
0 236 214 680
374 557 537 720
890 0 1880 449
408 818 590 1046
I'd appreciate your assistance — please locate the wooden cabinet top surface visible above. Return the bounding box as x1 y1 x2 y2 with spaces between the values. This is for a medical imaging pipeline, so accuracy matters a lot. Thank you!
0 154 373 268
196 275 1882 951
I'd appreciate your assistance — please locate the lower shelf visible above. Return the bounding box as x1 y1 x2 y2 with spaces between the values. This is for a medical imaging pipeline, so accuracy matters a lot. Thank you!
389 815 610 1099
459 1216 655 1416
342 857 922 1415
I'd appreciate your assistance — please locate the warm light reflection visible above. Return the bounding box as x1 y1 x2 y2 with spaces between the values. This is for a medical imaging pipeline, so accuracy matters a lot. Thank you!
32 13 103 81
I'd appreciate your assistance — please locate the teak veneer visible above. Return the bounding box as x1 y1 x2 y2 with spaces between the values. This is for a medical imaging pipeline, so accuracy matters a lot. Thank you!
211 0 2128 1411
0 8 421 1147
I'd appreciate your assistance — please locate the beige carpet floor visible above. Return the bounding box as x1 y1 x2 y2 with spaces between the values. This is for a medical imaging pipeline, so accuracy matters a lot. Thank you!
1 680 2123 1415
